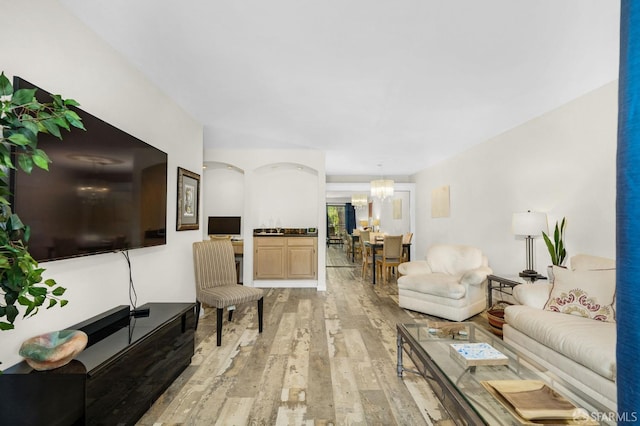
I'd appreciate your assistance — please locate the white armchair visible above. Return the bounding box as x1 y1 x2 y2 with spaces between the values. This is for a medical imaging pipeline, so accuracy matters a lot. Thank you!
397 244 492 321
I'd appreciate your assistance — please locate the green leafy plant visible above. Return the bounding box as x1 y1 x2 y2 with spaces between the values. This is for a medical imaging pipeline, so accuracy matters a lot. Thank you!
542 217 567 266
0 71 85 331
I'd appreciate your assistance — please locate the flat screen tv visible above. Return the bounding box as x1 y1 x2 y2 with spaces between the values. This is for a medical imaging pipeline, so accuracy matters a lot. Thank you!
208 216 241 235
10 77 168 262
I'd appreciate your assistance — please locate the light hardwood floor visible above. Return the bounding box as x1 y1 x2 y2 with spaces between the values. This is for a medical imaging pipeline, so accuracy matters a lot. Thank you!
138 245 462 425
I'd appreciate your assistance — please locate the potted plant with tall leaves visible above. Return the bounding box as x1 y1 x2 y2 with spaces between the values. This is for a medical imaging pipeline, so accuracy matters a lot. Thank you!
0 71 85 331
542 217 567 282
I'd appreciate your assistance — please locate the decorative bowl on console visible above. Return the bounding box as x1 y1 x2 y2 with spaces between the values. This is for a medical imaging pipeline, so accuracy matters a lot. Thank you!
19 329 88 371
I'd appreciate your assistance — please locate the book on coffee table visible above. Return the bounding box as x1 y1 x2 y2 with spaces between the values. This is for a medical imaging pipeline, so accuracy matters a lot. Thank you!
481 380 597 424
449 342 509 367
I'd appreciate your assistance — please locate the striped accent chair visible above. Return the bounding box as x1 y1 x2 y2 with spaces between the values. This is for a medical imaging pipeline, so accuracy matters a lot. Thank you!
193 239 264 346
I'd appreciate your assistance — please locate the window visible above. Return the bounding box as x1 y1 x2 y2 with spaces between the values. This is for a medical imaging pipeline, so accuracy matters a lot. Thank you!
327 205 346 240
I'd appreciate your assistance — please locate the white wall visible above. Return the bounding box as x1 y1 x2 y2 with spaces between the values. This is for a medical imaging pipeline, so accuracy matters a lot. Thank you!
1 1 203 367
413 81 617 274
203 149 327 290
252 164 319 229
372 192 411 236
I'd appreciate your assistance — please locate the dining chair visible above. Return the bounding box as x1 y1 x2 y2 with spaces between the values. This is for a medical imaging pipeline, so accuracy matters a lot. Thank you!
342 231 351 255
359 231 371 248
402 232 413 263
361 241 374 280
358 230 371 273
193 239 264 346
375 235 404 284
352 229 364 261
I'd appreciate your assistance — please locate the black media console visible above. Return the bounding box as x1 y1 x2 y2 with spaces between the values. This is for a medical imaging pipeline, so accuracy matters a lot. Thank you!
0 302 195 426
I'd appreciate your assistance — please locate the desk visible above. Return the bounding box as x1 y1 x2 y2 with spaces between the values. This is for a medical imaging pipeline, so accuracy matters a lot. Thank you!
231 240 243 254
231 240 243 283
365 241 411 284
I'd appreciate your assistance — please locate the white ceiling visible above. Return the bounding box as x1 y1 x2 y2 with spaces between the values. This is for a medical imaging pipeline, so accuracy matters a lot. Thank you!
60 0 620 177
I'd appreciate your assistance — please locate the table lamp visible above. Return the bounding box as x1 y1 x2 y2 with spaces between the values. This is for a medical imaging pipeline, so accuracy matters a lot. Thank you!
512 211 548 278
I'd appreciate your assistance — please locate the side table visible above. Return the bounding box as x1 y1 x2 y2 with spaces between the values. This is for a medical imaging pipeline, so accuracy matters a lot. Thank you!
486 273 546 307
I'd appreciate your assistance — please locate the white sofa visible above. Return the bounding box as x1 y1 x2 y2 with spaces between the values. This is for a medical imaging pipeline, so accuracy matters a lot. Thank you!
503 254 616 413
397 244 492 321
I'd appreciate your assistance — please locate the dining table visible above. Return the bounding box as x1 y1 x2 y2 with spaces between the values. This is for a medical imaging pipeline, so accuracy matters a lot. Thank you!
364 240 412 284
349 234 360 262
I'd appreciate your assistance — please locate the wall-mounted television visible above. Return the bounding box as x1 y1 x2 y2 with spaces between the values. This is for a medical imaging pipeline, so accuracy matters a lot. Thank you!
10 77 168 262
208 216 241 235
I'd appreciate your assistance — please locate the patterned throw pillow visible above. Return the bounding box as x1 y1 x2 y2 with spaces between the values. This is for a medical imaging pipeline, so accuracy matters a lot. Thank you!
544 266 616 322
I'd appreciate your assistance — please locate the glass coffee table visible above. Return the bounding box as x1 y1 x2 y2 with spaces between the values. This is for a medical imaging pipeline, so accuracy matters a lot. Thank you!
397 322 608 425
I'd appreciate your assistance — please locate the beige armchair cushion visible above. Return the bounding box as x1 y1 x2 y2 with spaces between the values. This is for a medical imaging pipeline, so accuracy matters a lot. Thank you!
398 273 466 299
426 244 487 276
460 266 493 286
398 259 431 276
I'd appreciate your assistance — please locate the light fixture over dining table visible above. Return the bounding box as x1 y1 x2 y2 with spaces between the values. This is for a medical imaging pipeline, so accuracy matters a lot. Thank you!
370 164 394 200
351 193 368 208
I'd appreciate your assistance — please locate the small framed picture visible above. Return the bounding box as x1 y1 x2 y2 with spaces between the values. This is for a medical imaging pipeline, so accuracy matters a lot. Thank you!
176 167 200 231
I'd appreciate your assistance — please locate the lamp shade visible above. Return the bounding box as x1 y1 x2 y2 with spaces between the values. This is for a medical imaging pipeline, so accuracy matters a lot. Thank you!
512 211 548 237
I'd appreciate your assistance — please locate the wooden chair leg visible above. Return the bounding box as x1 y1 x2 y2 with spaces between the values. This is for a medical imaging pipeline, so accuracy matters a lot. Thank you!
216 308 223 346
195 301 201 330
258 297 264 333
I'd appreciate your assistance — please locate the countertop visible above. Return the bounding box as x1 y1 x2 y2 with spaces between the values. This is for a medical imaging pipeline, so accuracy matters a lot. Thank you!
254 228 317 237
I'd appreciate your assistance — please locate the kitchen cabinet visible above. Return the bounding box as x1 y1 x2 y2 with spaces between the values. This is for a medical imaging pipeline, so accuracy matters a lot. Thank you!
254 237 286 279
286 237 317 279
254 236 317 280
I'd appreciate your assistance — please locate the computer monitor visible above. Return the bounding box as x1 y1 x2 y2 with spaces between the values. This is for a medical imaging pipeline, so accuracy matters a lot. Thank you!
207 216 241 235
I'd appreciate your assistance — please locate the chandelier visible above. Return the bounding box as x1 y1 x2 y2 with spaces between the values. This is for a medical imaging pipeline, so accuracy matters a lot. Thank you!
351 193 368 208
73 156 114 204
77 184 110 203
370 179 394 200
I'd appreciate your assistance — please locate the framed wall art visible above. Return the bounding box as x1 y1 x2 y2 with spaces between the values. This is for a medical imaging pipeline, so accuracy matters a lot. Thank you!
431 185 450 218
176 167 200 231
